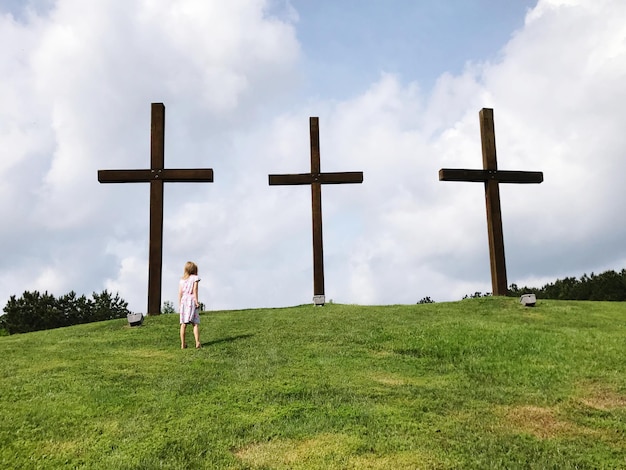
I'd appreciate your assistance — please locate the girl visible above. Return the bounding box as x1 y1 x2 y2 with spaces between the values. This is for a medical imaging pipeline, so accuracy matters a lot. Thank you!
179 261 201 349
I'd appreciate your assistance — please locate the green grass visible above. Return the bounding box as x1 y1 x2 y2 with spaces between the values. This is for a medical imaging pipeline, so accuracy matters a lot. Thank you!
1 298 625 469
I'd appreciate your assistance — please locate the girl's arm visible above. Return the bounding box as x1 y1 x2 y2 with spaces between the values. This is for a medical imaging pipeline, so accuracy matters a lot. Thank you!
178 283 183 306
193 281 199 307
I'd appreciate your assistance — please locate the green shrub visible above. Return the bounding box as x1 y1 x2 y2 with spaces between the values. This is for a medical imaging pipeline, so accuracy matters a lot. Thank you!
162 300 176 314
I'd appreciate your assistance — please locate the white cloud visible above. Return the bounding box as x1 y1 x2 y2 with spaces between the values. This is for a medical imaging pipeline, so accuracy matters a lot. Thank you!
0 0 301 310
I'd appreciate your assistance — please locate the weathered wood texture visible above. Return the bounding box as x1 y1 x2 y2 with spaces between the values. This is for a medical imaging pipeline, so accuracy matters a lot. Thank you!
269 117 363 305
438 169 543 184
98 103 214 315
438 108 543 296
98 169 214 183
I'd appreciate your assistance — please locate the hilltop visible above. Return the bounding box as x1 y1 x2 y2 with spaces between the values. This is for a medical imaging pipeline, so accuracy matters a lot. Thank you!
1 299 625 468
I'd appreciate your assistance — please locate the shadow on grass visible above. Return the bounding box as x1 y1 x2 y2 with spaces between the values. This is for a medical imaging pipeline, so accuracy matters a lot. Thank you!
200 334 255 348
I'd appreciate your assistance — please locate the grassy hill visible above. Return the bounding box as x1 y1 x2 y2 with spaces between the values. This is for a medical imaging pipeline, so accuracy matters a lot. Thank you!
1 298 625 469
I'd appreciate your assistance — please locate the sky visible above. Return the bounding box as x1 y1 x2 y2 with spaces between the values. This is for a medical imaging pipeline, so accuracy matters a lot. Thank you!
2 0 626 313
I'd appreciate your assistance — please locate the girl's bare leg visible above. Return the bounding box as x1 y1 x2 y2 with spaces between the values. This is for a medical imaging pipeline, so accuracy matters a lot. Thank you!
180 324 187 348
193 324 201 348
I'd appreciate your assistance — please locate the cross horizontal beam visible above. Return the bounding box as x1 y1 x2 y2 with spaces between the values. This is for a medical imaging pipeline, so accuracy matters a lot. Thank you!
269 172 363 186
438 169 543 184
98 169 214 183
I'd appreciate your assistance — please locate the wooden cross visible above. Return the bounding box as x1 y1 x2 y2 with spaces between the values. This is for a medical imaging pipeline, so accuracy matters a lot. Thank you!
439 108 543 296
98 103 214 315
269 117 363 306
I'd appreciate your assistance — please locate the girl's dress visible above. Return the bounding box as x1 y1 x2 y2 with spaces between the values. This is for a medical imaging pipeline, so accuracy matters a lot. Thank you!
179 275 201 324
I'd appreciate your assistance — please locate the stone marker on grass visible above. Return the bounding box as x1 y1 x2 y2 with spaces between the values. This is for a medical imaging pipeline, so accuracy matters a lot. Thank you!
520 293 537 307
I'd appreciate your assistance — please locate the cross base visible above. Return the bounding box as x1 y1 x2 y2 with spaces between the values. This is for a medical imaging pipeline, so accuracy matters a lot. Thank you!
312 295 326 306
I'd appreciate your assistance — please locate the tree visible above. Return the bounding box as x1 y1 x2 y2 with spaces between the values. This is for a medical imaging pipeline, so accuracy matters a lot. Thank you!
1 290 130 335
91 290 129 321
1 291 58 334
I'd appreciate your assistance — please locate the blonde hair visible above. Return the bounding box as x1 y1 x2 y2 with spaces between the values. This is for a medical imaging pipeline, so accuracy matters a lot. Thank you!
182 261 198 279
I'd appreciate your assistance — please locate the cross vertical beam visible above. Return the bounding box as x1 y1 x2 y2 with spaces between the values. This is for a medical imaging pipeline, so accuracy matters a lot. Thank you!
98 103 214 315
269 117 363 305
149 103 165 317
480 108 507 296
439 108 543 296
310 117 325 298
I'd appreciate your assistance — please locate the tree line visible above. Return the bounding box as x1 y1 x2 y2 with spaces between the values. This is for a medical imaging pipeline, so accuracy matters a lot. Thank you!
508 269 626 301
0 290 130 335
